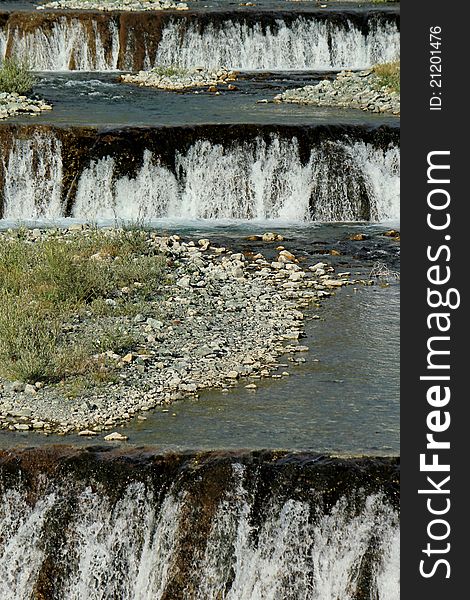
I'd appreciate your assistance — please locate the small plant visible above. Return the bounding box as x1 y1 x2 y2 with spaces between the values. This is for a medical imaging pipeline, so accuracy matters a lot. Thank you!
151 65 189 78
373 61 400 93
0 57 36 95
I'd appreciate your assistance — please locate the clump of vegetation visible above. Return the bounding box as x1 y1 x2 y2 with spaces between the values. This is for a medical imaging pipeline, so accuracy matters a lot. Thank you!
0 57 36 95
151 65 190 78
0 229 167 383
373 61 400 93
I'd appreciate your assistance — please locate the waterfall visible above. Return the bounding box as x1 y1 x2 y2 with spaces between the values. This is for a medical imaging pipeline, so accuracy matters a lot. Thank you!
6 17 120 71
0 131 400 223
0 451 400 600
0 13 399 71
1 132 63 220
345 142 400 222
0 27 6 63
72 137 400 222
154 17 400 70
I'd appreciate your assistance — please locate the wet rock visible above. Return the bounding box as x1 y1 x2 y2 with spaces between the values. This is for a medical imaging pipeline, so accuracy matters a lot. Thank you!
104 432 129 442
226 371 239 379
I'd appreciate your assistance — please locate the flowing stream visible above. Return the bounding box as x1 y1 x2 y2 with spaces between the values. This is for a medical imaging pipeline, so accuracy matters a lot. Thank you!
0 3 400 598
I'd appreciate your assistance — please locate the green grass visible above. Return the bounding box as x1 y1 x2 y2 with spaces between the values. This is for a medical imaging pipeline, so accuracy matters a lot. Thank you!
373 61 400 93
151 65 190 78
0 58 36 95
0 229 167 383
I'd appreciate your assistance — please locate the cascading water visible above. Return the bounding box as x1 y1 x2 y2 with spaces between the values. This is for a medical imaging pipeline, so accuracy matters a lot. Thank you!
0 450 400 600
0 27 6 64
153 17 400 70
344 142 400 221
4 17 120 71
1 133 63 220
0 130 400 223
0 12 399 72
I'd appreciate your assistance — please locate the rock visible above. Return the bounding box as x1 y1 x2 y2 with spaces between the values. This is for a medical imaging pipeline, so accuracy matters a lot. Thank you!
24 384 37 395
198 239 210 250
13 423 31 431
195 345 213 357
11 381 25 393
278 250 296 263
176 275 191 288
226 370 239 379
78 429 99 436
104 432 129 441
322 279 345 287
262 232 277 242
349 233 369 241
122 353 134 363
146 317 163 329
310 262 328 271
245 383 257 389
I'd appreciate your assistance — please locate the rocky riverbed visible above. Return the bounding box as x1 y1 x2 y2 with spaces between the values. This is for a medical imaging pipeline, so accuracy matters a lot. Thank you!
121 67 239 92
273 69 400 115
0 93 52 120
38 0 189 11
0 228 372 439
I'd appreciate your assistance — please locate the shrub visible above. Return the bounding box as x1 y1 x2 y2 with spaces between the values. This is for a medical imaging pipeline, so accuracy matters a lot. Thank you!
0 57 36 94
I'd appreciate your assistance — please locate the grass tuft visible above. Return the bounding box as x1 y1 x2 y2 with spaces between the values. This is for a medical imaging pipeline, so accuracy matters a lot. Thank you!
151 65 190 78
373 61 400 93
0 57 36 95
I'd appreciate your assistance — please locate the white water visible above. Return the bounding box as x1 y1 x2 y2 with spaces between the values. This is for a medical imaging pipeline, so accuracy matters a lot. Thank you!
0 466 399 599
1 133 399 222
73 137 400 222
5 17 120 71
154 17 400 70
0 488 57 598
1 133 63 220
0 27 6 65
0 15 398 71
